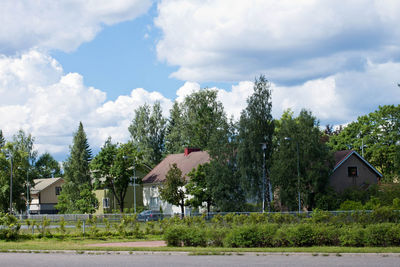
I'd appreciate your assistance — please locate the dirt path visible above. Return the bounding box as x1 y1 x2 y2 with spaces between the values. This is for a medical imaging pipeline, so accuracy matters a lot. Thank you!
87 241 167 247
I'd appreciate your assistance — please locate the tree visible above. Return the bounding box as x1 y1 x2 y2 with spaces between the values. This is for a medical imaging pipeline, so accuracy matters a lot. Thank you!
159 163 186 218
34 152 62 179
328 105 400 182
271 109 333 211
91 139 144 212
185 164 213 213
56 122 98 214
128 102 166 166
0 130 5 148
164 102 185 154
180 89 228 151
237 75 274 207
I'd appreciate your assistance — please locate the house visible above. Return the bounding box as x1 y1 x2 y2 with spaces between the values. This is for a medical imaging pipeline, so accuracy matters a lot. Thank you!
142 148 210 214
330 150 383 192
29 177 64 214
94 185 143 215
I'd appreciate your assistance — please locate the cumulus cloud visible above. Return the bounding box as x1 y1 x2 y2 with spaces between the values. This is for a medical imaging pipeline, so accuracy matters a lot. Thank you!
155 0 400 83
0 0 152 54
0 50 172 159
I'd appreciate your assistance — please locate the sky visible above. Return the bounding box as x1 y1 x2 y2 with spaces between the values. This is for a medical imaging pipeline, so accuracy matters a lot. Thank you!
0 0 399 161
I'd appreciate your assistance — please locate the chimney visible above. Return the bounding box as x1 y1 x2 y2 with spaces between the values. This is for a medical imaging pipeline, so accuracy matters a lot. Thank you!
184 147 201 156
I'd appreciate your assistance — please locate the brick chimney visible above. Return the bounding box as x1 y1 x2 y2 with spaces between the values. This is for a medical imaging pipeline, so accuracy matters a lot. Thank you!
184 147 201 156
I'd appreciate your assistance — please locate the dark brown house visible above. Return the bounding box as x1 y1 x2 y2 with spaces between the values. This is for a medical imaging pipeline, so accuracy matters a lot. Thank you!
330 150 382 192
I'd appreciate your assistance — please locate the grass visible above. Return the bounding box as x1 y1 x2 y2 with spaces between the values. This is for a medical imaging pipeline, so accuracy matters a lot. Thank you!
1 238 400 254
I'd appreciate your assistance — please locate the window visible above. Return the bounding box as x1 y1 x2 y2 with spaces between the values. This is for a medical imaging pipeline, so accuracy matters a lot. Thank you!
348 166 358 177
55 187 62 195
150 197 159 208
103 198 110 209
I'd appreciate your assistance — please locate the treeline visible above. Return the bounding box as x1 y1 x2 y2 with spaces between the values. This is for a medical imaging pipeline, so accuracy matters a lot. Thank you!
0 130 61 213
1 75 399 214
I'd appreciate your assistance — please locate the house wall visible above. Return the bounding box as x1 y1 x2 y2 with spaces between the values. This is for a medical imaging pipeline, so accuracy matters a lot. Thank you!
330 154 379 192
39 179 64 204
143 183 192 215
94 185 144 215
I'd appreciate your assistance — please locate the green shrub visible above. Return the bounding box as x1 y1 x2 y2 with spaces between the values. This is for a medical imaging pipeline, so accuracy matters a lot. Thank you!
164 225 187 246
223 225 262 247
0 213 21 240
285 224 315 247
310 209 333 224
364 224 393 246
273 226 291 247
206 227 227 247
182 227 207 247
339 226 365 247
370 207 399 223
312 224 339 246
340 200 364 211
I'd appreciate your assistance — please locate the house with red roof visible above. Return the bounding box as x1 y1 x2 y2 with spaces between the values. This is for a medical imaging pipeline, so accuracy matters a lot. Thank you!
330 150 383 192
141 148 210 215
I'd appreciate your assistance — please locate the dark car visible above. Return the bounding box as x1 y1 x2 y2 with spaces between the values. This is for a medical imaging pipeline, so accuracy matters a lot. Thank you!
137 210 162 222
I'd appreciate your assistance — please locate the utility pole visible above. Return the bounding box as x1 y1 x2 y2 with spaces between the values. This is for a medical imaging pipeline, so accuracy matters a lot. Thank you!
261 143 268 212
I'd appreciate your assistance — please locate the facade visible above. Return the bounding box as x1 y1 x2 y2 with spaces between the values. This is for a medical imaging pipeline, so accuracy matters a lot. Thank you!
142 148 210 215
330 150 383 192
94 185 143 215
29 177 64 214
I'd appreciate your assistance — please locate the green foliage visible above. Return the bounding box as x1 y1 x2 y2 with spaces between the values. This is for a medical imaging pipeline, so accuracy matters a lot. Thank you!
164 102 185 154
91 139 143 212
164 224 187 246
271 109 333 211
57 122 98 213
37 218 51 237
128 102 166 166
0 213 21 240
237 75 274 203
34 152 62 179
159 163 186 217
339 200 364 211
0 130 37 213
328 104 400 182
185 164 213 212
339 226 365 247
57 217 67 236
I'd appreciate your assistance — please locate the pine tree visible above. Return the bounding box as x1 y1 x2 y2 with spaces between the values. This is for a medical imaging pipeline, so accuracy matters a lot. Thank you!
56 122 98 213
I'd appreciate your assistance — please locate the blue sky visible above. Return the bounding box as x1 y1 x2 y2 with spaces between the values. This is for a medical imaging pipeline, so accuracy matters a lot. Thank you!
0 0 399 161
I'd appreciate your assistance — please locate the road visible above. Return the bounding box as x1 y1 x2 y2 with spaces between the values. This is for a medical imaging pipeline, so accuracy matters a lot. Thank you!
0 252 399 267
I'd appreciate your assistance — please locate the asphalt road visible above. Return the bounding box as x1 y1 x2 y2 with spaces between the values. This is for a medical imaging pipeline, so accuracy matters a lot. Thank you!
1 252 399 267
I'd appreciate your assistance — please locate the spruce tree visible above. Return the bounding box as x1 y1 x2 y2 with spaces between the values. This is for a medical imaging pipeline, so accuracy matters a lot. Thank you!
56 122 98 213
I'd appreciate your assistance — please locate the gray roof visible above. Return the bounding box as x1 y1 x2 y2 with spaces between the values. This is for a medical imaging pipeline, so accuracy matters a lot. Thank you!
142 151 210 184
30 177 64 194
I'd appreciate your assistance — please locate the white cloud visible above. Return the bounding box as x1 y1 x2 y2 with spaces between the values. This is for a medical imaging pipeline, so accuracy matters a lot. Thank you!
0 0 152 54
0 50 172 159
155 0 400 83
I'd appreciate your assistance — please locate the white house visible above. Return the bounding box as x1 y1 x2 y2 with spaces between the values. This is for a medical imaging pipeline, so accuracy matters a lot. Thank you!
142 148 210 215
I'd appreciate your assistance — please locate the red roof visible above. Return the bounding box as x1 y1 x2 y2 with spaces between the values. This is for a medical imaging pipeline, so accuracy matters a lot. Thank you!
142 151 210 184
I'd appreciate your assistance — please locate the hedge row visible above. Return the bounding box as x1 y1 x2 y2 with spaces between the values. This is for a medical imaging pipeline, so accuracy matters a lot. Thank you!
164 223 400 247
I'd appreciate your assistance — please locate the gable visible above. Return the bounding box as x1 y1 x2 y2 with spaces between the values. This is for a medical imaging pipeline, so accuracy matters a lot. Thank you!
142 151 210 184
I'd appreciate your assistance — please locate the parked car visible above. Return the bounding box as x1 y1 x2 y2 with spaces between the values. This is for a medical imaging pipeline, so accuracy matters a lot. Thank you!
137 210 162 222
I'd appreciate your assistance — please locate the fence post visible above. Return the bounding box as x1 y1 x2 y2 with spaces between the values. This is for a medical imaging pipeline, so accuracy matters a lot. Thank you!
82 220 85 235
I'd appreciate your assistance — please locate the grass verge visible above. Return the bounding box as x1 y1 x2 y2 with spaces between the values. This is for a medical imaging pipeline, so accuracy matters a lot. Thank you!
1 239 400 254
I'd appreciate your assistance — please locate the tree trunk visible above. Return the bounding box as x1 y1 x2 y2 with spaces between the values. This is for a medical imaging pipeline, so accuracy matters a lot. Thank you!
180 201 184 219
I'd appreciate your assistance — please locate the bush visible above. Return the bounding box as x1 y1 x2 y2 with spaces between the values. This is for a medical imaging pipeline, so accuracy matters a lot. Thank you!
0 213 21 240
206 227 227 247
285 224 315 247
224 225 262 247
164 225 187 247
312 224 339 246
339 226 365 247
370 207 399 223
309 209 332 224
364 224 393 246
182 227 207 247
339 200 364 211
